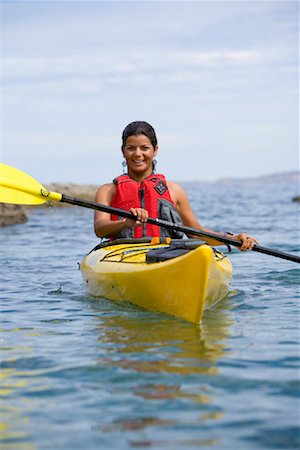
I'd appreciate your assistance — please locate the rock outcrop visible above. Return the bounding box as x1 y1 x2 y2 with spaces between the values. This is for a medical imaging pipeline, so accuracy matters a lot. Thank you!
0 203 28 227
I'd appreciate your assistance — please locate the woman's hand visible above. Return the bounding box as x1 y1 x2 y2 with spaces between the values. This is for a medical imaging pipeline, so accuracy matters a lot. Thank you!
234 233 259 251
123 208 149 228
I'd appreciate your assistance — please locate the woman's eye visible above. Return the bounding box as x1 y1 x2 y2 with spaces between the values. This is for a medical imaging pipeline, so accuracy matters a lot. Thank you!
125 145 150 151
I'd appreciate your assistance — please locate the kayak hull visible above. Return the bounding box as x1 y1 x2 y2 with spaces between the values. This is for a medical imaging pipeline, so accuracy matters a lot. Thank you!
80 240 232 324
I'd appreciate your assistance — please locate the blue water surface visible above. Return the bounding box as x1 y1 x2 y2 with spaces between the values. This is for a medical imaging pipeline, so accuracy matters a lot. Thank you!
1 179 299 449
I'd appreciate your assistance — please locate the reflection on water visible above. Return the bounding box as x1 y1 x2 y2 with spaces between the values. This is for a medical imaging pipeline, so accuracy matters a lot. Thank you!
0 362 36 450
90 297 233 443
95 298 233 375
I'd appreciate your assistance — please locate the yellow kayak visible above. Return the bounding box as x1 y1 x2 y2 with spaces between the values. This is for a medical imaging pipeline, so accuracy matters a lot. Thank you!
80 238 232 324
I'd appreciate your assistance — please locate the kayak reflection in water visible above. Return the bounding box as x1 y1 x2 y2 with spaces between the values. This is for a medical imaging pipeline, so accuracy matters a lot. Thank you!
94 121 258 250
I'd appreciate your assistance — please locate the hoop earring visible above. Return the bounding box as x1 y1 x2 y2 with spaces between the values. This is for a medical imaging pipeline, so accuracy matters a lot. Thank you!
122 159 127 174
152 159 157 173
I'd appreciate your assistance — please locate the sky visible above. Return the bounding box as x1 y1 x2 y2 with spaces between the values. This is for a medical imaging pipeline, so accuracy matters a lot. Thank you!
0 0 299 184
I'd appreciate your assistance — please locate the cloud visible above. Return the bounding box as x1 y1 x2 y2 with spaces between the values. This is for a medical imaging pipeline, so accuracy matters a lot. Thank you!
5 49 262 79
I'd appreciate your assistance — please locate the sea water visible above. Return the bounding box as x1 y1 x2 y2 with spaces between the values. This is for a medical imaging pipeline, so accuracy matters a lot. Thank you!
1 179 299 449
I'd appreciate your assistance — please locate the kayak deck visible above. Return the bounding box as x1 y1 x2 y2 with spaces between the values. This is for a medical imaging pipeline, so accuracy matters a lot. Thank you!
80 238 232 324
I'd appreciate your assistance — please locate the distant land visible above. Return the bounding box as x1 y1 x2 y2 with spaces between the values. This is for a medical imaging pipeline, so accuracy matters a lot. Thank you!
218 171 299 183
182 171 300 184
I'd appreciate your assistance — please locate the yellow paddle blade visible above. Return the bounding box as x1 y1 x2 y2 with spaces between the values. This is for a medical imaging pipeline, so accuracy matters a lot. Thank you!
0 163 62 205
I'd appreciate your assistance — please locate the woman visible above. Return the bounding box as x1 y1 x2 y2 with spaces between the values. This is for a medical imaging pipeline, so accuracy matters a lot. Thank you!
94 121 258 250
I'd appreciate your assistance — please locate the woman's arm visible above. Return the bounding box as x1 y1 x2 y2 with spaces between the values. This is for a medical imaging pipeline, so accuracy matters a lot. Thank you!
94 183 148 238
168 182 258 250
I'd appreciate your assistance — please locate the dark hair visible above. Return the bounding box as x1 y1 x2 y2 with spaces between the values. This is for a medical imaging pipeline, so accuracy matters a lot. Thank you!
122 121 158 150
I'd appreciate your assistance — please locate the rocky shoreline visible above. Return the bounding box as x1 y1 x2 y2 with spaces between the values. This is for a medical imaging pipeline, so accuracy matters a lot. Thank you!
0 203 28 227
0 184 98 227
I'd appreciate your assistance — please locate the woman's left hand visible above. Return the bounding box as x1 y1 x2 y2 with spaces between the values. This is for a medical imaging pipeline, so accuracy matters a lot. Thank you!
234 233 259 251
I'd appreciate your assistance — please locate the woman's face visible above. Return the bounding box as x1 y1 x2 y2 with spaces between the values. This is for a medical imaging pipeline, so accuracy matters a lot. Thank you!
123 134 158 177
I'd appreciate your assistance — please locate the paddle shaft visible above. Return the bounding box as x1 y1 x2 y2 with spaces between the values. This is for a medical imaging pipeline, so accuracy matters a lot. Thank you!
61 194 300 264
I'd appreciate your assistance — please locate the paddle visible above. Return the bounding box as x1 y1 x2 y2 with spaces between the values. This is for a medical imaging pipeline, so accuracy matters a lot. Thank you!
1 163 299 263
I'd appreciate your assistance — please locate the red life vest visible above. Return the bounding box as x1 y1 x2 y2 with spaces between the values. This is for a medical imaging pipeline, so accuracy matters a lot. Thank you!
110 173 176 238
